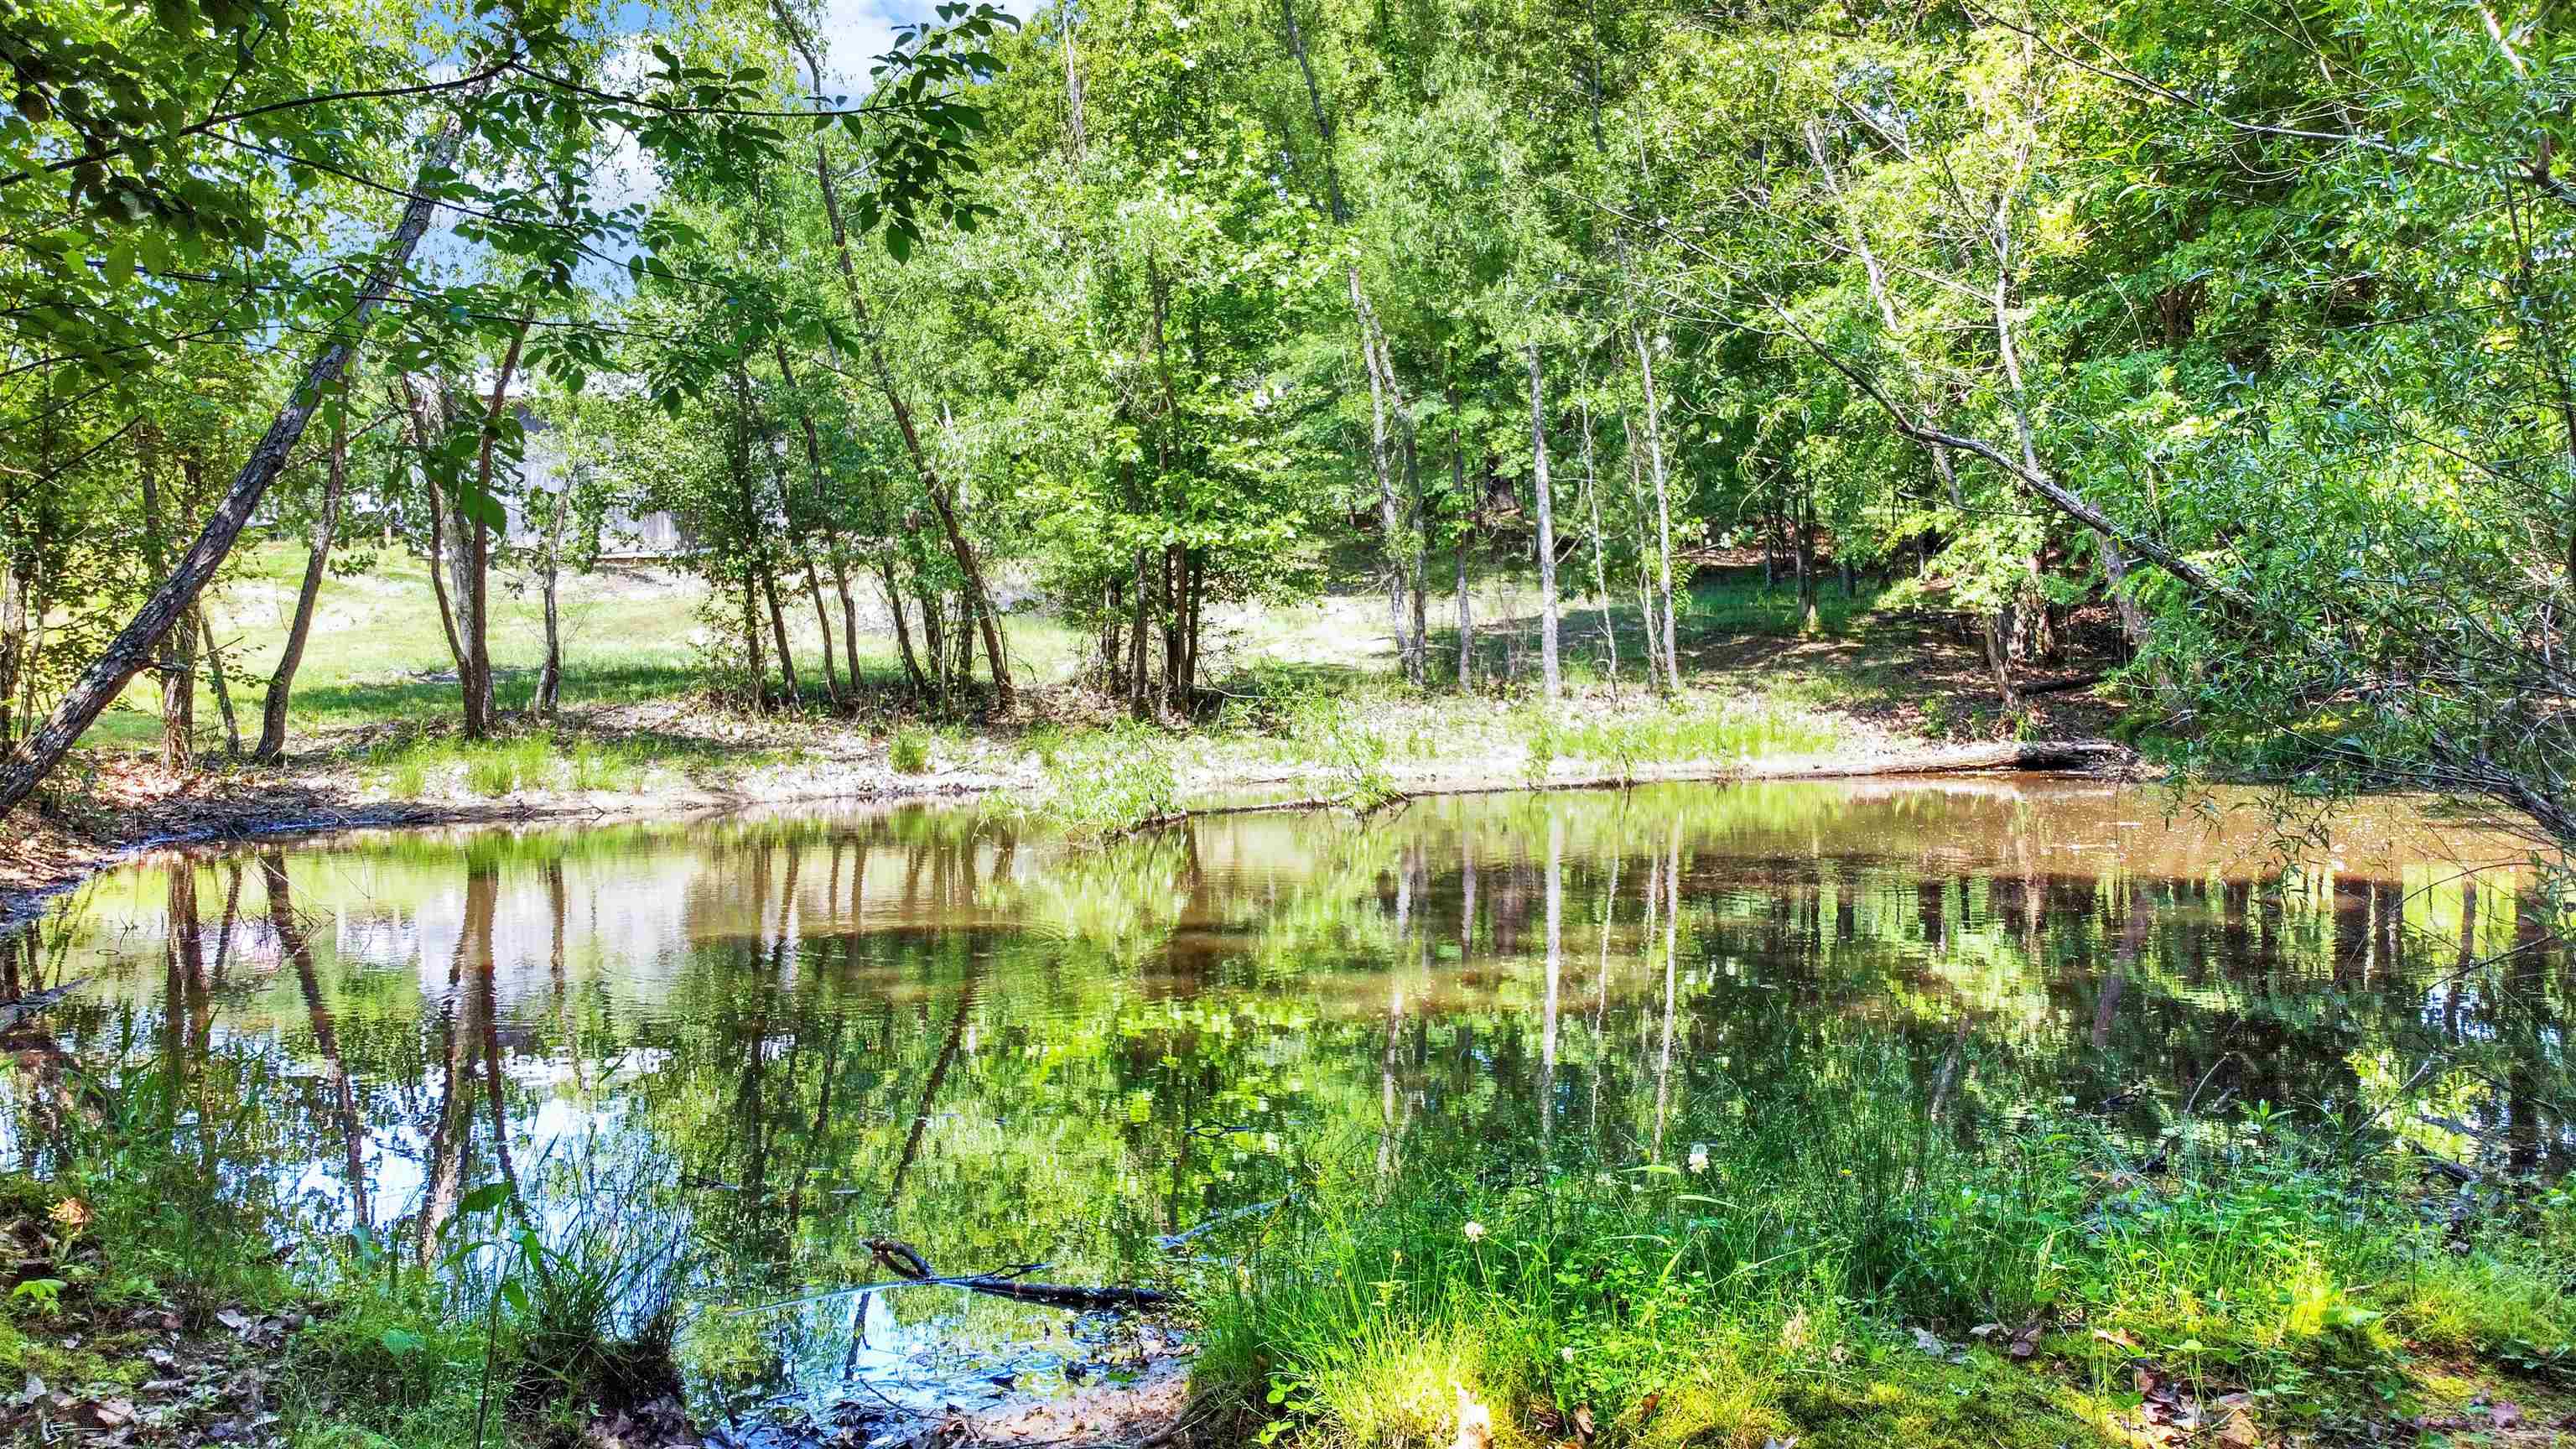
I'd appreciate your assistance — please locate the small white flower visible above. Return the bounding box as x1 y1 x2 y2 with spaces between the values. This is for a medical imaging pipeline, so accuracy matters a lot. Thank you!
1560 1347 1576 1363
1687 1147 1709 1174
1462 1221 1486 1242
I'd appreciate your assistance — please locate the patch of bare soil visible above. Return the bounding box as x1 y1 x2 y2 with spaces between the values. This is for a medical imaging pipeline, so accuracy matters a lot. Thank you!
709 1322 1204 1449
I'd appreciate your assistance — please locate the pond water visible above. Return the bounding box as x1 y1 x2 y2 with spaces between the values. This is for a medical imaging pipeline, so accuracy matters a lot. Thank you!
4 777 2568 1426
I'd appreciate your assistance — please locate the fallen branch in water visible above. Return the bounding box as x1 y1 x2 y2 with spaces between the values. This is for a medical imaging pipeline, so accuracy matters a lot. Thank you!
729 1240 1173 1317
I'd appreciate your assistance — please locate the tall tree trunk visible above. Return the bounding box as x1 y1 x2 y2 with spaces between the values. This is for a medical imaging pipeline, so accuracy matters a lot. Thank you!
1275 0 1415 685
198 610 241 757
1128 546 1152 719
257 389 348 761
1630 327 1680 689
138 434 193 770
1449 381 1474 691
1525 345 1561 699
400 377 472 690
1580 397 1618 696
832 555 865 694
778 21 1012 714
762 564 800 704
0 554 24 747
742 572 766 708
1353 281 1413 685
802 554 842 706
876 556 929 696
1622 417 1667 692
533 485 567 718
458 325 532 737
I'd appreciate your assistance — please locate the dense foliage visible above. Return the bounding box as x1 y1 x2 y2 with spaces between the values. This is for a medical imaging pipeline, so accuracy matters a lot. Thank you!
3 0 2571 839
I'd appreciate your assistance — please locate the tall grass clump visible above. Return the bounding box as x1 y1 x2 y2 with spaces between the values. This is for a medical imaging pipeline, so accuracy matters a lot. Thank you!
1015 723 1178 836
888 725 934 775
1548 699 1842 781
20 1053 696 1449
1197 1053 2576 1449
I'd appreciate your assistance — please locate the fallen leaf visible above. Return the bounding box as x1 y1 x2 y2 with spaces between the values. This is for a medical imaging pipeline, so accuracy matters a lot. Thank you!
1968 1322 2002 1340
1910 1327 1946 1356
2493 1400 2523 1429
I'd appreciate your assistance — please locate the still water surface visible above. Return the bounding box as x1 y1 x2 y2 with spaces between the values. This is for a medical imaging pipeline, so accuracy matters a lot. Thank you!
6 778 2566 1420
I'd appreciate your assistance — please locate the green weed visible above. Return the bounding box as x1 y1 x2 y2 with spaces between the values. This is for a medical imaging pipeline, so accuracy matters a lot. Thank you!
1016 724 1178 836
888 727 934 775
1197 1067 2576 1449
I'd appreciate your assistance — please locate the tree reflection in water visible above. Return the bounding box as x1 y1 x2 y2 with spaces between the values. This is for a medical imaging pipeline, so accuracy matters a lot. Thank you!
6 778 2568 1414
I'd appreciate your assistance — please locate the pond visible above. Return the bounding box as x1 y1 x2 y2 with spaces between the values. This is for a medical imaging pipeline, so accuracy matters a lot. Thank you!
5 777 2566 1430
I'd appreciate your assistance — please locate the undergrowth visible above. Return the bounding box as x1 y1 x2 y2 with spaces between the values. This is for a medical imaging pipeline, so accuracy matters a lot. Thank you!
1197 1069 2576 1449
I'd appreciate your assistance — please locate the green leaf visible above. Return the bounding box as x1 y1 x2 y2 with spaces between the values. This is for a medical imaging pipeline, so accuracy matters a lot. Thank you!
381 1327 426 1357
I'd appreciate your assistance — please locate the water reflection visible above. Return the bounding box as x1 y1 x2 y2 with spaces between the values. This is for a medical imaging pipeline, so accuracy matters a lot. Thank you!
6 778 2569 1416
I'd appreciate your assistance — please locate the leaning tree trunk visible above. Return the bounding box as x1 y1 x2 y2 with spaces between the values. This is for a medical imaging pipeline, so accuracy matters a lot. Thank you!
0 97 473 818
257 389 348 761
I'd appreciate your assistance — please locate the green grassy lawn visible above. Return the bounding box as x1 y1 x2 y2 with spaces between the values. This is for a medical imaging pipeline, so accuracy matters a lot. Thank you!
86 544 1089 752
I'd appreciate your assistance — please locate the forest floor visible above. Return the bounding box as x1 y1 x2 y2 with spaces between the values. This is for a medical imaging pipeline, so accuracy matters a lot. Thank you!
0 564 2135 924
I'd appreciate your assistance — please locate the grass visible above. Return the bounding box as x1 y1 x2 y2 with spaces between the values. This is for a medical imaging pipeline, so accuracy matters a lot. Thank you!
83 543 1092 753
1193 1055 2576 1449
889 725 934 774
1 1059 693 1449
1011 722 1181 835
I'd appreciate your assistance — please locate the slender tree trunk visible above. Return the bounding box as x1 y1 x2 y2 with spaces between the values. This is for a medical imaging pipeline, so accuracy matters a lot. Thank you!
1353 282 1414 685
1580 397 1617 696
459 325 532 736
780 21 1012 712
1525 345 1561 699
1631 326 1680 688
876 556 929 697
0 555 24 747
198 610 241 757
1128 546 1152 718
832 555 865 693
257 390 347 761
1796 487 1820 636
533 487 567 717
802 554 842 706
763 564 800 704
138 437 193 770
742 572 766 707
1622 417 1667 692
